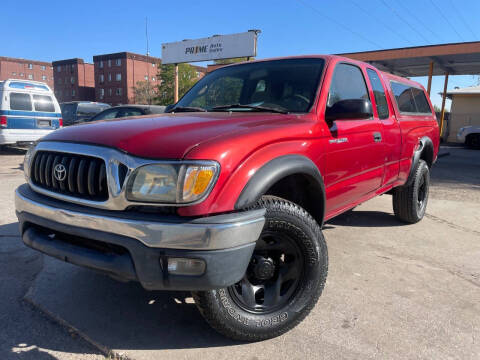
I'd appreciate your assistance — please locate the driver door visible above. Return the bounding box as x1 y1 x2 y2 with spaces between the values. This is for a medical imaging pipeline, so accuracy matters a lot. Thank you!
323 62 385 215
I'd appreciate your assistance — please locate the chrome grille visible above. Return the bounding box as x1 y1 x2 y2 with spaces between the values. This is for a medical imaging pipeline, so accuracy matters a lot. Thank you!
31 151 108 201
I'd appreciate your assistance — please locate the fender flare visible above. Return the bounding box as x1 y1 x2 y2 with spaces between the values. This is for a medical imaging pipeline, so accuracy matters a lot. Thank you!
405 136 434 187
234 154 326 223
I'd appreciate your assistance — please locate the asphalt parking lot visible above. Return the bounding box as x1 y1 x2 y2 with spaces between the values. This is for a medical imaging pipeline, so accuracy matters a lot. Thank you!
0 145 479 360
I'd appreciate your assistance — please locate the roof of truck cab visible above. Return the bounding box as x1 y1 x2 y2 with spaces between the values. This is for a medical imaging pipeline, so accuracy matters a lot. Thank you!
211 55 425 90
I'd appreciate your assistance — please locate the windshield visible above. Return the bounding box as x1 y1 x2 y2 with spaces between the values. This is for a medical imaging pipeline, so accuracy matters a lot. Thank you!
176 58 325 113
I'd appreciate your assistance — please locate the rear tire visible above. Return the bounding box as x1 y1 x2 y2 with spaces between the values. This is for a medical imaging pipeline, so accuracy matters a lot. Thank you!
193 195 328 341
392 160 430 223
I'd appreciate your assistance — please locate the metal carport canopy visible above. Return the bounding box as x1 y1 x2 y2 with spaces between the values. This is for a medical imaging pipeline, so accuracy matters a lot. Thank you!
338 41 480 77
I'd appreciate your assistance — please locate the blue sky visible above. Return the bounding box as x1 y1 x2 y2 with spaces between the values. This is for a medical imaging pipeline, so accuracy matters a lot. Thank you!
3 0 480 108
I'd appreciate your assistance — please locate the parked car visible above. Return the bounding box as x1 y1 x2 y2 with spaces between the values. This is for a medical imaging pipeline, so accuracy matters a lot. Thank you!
457 125 480 148
0 79 62 147
60 102 110 126
86 104 166 122
15 56 439 341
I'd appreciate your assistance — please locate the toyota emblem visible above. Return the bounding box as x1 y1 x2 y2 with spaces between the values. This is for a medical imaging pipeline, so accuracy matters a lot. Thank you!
53 163 67 181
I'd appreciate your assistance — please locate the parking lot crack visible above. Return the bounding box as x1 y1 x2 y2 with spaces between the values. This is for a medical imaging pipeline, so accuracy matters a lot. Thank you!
425 213 480 236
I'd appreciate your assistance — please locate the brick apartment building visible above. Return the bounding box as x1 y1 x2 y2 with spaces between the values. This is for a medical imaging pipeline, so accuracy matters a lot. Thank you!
52 58 95 103
93 52 162 105
0 56 53 88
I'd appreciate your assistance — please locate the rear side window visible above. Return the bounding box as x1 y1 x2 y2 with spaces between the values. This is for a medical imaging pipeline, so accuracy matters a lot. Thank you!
33 95 55 112
391 82 432 114
77 103 110 118
327 63 369 107
10 93 32 111
411 87 432 114
366 69 389 119
117 108 144 117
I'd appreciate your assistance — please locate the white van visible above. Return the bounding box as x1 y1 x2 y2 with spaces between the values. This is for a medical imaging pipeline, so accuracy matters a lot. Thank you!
0 79 62 146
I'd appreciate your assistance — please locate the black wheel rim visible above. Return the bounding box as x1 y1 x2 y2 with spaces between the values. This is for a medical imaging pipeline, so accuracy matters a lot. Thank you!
417 173 427 210
228 230 304 314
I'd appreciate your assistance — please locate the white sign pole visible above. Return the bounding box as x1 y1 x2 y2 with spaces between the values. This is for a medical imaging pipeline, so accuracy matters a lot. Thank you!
174 64 179 103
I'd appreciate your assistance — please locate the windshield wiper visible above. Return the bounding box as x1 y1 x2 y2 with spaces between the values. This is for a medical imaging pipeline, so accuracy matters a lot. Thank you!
211 104 289 114
167 106 207 113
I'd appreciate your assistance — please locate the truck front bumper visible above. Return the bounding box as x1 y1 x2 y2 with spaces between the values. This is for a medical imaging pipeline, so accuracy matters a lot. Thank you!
15 184 265 290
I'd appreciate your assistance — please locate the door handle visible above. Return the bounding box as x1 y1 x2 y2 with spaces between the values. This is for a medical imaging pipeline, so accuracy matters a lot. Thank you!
373 132 382 142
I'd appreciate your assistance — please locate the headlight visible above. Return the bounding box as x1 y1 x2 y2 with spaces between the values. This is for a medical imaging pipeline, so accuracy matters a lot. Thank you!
23 145 34 181
126 161 219 204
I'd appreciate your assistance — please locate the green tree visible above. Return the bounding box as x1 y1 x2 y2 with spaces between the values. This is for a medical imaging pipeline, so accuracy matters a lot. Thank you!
156 63 199 105
132 80 157 104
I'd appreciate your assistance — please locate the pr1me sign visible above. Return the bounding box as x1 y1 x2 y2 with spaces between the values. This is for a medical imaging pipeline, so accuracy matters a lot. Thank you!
161 31 258 64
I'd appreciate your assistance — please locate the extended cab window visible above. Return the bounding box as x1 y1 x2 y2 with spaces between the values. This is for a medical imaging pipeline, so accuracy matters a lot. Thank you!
391 82 432 114
411 87 432 114
10 93 32 111
33 95 55 112
327 63 369 107
366 69 389 119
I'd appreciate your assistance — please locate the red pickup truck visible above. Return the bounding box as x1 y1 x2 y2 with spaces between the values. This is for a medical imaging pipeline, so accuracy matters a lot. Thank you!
15 55 439 341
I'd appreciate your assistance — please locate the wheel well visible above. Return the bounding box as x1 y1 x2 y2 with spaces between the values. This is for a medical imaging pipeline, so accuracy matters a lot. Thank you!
264 174 325 226
419 139 434 168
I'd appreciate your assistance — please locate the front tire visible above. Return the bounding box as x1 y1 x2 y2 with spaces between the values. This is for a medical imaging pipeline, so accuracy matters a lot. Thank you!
193 196 328 341
393 159 430 223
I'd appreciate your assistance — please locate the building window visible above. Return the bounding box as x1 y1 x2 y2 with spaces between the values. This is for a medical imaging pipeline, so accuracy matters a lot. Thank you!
70 76 75 84
108 73 112 82
144 75 148 80
152 63 156 67
41 65 46 71
99 88 105 99
28 63 33 70
28 74 33 80
99 74 104 83
116 88 122 96
99 60 104 68
58 78 62 84
72 89 76 97
116 59 121 66
151 76 156 81
57 66 61 72
108 59 112 67
19 73 24 77
116 73 121 81
108 88 112 96
42 75 47 81
12 72 16 76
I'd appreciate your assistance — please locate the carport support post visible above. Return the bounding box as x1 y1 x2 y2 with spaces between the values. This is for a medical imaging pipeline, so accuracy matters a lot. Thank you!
427 61 434 96
440 72 449 138
174 63 179 103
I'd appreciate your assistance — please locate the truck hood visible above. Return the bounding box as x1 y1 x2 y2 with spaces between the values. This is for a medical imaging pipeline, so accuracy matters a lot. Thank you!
41 112 311 159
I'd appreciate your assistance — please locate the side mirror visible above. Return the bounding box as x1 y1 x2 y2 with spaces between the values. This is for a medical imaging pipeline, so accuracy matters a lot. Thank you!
164 104 175 113
325 99 373 122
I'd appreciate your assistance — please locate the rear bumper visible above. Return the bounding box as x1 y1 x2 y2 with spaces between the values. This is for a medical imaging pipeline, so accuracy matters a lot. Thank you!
0 129 54 145
15 184 265 290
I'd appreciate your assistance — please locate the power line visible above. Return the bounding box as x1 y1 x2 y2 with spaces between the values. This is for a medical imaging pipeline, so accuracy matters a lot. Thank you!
429 0 465 41
294 0 384 49
449 0 477 39
394 0 444 43
380 0 431 44
348 0 415 46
